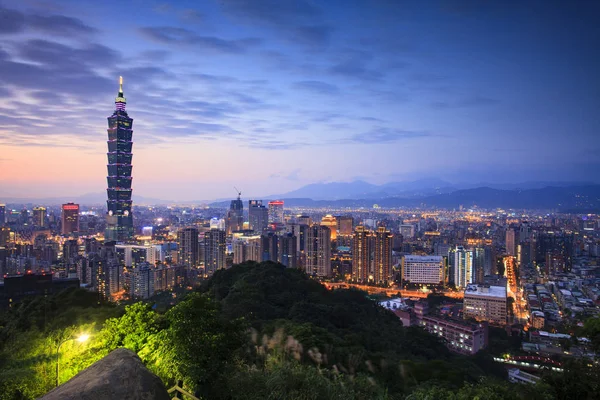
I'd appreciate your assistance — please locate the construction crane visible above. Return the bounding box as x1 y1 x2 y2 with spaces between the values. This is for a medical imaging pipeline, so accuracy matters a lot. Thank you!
234 186 241 199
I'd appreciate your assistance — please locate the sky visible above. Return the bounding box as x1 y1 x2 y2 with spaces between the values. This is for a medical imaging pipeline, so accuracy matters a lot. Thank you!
0 0 599 201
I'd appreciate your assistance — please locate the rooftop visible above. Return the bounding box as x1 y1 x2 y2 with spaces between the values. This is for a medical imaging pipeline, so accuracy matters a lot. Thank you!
464 284 507 299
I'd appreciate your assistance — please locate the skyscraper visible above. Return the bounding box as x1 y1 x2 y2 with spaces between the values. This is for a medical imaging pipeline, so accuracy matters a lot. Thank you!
248 200 268 233
61 203 79 235
226 194 244 234
204 228 226 274
177 227 199 269
352 225 373 282
268 200 284 224
305 225 331 277
105 76 134 242
32 207 47 228
373 226 393 283
453 246 473 289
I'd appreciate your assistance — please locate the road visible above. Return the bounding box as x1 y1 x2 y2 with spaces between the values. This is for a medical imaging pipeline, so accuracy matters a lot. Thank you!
323 282 464 299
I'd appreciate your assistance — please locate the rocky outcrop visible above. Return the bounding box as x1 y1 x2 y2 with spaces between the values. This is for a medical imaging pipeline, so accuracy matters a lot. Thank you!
39 348 171 400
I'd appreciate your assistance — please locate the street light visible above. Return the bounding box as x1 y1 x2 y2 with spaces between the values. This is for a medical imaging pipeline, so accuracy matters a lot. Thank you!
56 333 90 387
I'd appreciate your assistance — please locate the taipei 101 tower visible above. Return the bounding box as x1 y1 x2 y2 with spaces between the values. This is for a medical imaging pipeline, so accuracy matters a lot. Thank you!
105 76 134 241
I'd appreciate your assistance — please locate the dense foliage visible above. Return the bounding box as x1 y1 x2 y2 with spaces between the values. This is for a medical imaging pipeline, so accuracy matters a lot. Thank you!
0 261 596 399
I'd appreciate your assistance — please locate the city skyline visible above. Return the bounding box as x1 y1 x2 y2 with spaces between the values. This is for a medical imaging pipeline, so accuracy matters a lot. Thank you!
0 1 599 201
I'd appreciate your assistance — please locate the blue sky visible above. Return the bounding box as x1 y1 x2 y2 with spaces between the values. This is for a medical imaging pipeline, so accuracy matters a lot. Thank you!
0 0 598 200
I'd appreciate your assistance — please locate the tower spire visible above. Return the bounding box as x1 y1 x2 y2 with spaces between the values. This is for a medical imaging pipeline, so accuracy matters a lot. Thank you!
115 76 126 110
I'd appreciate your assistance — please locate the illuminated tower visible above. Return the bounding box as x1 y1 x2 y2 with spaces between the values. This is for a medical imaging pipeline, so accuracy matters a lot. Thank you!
105 77 134 242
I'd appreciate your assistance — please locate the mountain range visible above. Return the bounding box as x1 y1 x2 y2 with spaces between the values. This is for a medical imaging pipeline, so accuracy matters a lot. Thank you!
1 180 599 211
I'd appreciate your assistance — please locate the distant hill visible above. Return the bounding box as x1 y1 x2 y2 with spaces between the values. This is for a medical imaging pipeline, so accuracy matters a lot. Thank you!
268 179 595 201
210 185 600 211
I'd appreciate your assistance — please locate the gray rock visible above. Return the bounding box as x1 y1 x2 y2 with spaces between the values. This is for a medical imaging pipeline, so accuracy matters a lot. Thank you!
39 348 171 400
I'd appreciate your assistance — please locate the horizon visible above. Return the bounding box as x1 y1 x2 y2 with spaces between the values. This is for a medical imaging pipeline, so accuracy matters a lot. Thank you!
0 1 599 200
1 178 599 205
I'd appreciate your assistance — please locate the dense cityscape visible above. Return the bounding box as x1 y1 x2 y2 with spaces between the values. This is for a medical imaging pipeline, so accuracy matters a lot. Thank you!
1 1 600 399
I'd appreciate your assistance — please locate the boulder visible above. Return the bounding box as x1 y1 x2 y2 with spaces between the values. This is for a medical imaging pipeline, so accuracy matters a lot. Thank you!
39 348 171 400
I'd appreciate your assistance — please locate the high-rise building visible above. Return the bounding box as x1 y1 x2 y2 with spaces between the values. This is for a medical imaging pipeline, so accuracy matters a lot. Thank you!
260 232 279 262
226 194 244 234
400 224 415 239
473 247 486 284
402 255 444 285
105 76 134 242
278 233 297 268
130 262 154 299
306 225 331 277
177 227 199 269
0 204 5 226
32 207 47 228
452 246 473 289
352 225 373 282
320 215 338 241
337 216 353 236
248 200 268 233
373 226 393 283
204 229 226 274
268 200 284 224
61 203 79 235
232 235 261 264
505 227 519 256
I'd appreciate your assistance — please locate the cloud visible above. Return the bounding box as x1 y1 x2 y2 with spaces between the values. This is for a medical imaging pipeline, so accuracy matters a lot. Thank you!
138 26 261 54
294 80 340 95
219 0 331 48
270 168 301 181
27 14 97 36
0 5 96 37
347 127 432 144
329 59 383 81
432 96 500 109
0 5 26 34
220 0 320 25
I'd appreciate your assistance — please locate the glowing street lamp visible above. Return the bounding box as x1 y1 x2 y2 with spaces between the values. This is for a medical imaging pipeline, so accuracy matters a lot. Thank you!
56 333 90 387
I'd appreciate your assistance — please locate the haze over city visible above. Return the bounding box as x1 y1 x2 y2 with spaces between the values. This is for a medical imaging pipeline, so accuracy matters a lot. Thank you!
0 0 598 201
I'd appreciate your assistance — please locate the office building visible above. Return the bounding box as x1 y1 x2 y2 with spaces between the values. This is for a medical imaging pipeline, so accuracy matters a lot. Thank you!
463 284 508 325
177 227 199 269
0 205 5 226
105 76 134 241
268 200 284 224
248 200 268 233
306 225 331 277
61 203 80 235
402 255 444 285
373 226 393 283
32 207 46 228
204 229 226 274
352 225 373 282
226 194 244 234
452 246 473 289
